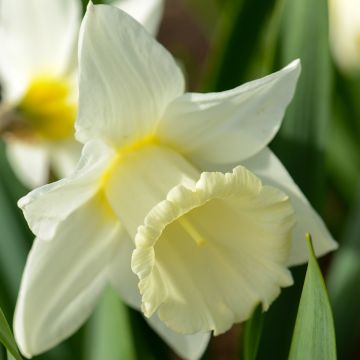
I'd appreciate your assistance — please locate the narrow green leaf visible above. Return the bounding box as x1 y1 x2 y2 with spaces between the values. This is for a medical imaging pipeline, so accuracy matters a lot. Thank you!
327 188 360 357
242 304 264 360
289 234 337 360
0 142 30 318
84 287 136 360
0 308 22 360
202 0 280 92
272 0 332 208
7 351 16 360
327 72 360 202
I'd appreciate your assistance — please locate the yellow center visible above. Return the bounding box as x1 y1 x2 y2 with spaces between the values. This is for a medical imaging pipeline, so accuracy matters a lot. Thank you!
97 136 208 247
99 135 157 189
17 76 76 140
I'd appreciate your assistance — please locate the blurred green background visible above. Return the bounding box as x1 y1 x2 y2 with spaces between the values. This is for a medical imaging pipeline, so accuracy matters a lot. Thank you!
1 0 360 359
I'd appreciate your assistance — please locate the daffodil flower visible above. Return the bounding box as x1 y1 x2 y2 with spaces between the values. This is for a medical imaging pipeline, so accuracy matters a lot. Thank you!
15 3 337 359
0 0 163 188
329 0 360 73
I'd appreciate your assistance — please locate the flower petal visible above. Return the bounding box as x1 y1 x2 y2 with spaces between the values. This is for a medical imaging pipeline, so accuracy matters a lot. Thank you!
76 4 184 145
104 144 200 238
146 315 210 360
113 0 164 35
109 236 210 360
242 147 338 265
14 195 123 358
132 166 295 335
158 60 300 164
108 234 141 309
0 0 81 101
6 139 49 188
49 139 82 179
18 140 115 240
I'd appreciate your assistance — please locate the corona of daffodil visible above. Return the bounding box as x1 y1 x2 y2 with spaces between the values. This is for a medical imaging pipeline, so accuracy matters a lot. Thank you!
0 0 163 187
15 3 337 360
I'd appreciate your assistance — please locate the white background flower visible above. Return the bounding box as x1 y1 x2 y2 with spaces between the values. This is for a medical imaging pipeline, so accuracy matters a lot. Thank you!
0 0 163 188
329 0 360 73
14 3 337 360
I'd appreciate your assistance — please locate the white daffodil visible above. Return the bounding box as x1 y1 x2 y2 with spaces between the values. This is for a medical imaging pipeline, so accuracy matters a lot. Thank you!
15 3 337 359
0 0 163 188
329 0 360 73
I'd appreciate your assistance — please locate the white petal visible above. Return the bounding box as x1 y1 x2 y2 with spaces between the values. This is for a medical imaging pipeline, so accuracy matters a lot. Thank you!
109 235 210 360
113 0 164 35
49 139 82 179
0 0 81 101
76 4 184 145
132 166 295 335
108 233 141 309
6 139 49 188
146 315 210 360
105 144 200 238
18 140 115 240
158 60 301 165
242 147 338 265
14 195 122 358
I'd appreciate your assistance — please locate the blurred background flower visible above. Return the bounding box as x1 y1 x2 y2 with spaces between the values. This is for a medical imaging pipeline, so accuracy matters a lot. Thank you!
0 0 163 188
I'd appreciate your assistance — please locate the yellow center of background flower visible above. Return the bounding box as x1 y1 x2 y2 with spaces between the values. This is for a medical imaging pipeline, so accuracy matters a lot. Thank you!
17 76 76 141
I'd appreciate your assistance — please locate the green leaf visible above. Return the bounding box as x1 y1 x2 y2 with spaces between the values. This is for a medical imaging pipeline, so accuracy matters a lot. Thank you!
84 287 136 360
327 189 360 357
326 72 360 202
202 0 281 92
288 234 337 360
0 307 22 360
0 142 30 317
271 0 332 208
242 304 264 360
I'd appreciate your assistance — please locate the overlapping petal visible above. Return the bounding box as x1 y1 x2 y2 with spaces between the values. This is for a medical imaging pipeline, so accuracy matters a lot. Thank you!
242 147 338 265
18 140 115 240
14 195 123 357
0 0 80 101
76 4 185 146
49 140 83 179
114 0 164 35
158 60 300 165
132 166 295 335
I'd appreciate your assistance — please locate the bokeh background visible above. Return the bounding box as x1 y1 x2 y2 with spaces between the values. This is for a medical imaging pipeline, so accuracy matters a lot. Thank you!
1 0 360 358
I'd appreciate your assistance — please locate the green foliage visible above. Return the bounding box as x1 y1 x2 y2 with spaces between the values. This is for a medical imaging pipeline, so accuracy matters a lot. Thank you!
327 72 360 202
0 142 30 316
272 0 332 209
202 0 280 92
84 288 136 360
289 234 337 360
0 308 22 360
242 304 264 360
327 190 360 357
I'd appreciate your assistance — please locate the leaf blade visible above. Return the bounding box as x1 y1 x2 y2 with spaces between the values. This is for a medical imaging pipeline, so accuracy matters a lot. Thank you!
289 234 337 360
242 304 264 360
0 308 22 360
84 287 136 360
